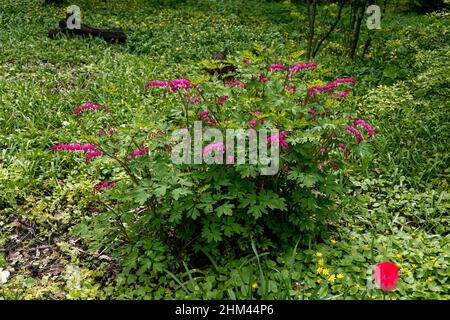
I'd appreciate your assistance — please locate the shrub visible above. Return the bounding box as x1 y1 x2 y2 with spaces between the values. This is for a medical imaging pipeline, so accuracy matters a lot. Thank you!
58 54 373 284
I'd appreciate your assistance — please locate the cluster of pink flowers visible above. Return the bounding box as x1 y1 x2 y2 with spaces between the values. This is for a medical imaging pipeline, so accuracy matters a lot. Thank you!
94 181 116 192
202 142 225 156
308 83 337 96
345 119 374 144
184 93 200 104
145 79 192 92
250 111 264 129
336 90 352 98
170 79 192 91
267 131 288 152
225 80 246 87
128 147 147 160
86 151 102 162
198 109 216 126
75 103 100 117
286 85 296 92
345 126 363 144
52 143 102 162
283 162 289 174
319 147 326 155
259 73 268 83
268 64 284 72
338 143 350 159
144 81 169 87
200 110 209 118
354 119 374 138
98 129 115 136
288 63 317 79
51 144 96 153
217 95 229 106
309 77 356 96
334 77 356 85
243 58 251 65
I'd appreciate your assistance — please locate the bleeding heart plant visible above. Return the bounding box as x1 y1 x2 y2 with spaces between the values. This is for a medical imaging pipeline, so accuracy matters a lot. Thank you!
56 54 374 283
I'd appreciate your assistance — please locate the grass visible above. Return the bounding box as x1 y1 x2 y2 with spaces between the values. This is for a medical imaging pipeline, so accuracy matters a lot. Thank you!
0 0 449 299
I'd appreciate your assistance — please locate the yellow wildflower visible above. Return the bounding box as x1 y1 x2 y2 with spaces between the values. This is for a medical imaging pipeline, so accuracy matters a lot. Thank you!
252 282 258 290
328 275 336 283
316 278 322 284
404 269 411 275
316 267 323 274
315 252 322 257
336 274 344 280
318 258 324 266
322 268 329 276
330 239 337 244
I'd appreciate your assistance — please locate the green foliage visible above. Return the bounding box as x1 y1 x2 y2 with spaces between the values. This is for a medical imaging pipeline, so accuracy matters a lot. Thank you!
69 56 369 288
0 0 448 300
357 12 450 188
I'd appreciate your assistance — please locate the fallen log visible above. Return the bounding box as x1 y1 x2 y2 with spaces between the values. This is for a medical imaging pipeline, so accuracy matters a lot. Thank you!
48 14 126 44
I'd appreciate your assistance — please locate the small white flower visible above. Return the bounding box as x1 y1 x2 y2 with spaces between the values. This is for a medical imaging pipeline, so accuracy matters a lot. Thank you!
0 268 11 284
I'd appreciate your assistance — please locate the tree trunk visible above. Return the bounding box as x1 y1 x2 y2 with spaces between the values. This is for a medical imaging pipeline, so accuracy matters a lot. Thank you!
312 0 345 58
306 0 317 61
348 0 368 59
347 3 356 49
362 37 372 56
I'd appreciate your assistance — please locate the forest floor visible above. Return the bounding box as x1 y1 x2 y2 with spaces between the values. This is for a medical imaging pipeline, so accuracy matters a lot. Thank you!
0 0 448 299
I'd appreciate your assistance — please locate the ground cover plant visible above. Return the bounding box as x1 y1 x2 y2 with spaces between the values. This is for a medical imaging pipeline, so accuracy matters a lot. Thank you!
0 0 448 300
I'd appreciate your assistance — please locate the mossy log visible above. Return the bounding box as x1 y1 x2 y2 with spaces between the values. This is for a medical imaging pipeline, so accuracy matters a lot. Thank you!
48 15 126 44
